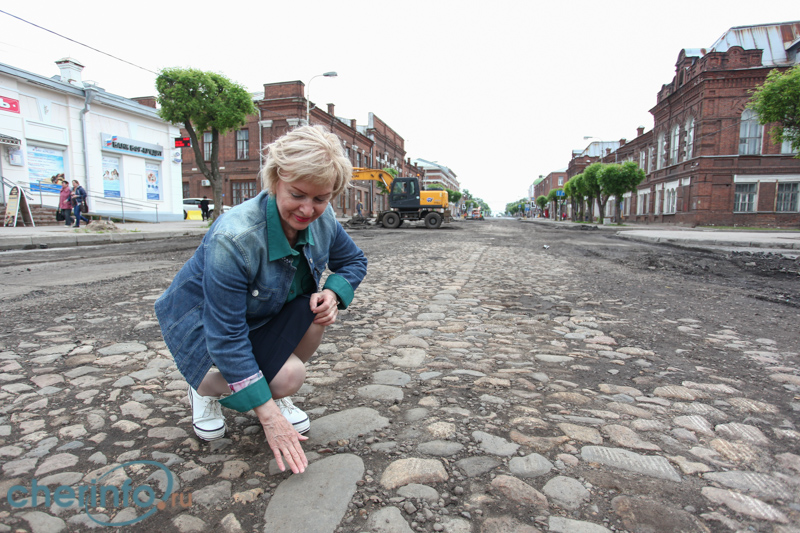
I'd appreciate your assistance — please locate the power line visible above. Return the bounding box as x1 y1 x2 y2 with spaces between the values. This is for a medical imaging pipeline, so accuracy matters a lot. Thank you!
0 9 160 76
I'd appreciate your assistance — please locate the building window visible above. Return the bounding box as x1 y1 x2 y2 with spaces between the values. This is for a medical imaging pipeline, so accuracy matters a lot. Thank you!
236 129 249 160
670 125 681 165
656 133 666 169
639 150 646 170
558 177 563 186
734 183 757 212
232 180 257 205
776 183 799 212
647 146 654 173
654 189 662 215
739 109 762 155
637 191 649 215
203 132 213 161
664 188 677 214
684 118 695 160
782 138 797 154
182 182 190 198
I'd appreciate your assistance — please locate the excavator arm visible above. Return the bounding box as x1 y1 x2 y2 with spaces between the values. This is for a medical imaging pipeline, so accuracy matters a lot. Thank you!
351 168 394 192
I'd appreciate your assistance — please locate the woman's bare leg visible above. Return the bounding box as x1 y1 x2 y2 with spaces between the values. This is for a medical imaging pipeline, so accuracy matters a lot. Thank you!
269 323 326 398
294 323 326 362
196 370 230 397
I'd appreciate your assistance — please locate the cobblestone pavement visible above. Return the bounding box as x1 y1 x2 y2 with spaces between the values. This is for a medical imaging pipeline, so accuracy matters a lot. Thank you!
0 220 798 532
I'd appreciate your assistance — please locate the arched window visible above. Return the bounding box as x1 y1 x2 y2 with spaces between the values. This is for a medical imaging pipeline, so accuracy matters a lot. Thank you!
684 118 695 161
656 133 666 169
739 109 762 155
670 125 681 165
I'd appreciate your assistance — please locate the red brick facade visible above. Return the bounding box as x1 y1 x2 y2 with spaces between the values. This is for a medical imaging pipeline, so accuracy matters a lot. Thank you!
556 22 800 227
179 80 424 217
620 23 800 227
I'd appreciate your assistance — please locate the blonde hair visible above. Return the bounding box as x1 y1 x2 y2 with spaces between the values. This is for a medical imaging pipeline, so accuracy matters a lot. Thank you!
260 125 352 198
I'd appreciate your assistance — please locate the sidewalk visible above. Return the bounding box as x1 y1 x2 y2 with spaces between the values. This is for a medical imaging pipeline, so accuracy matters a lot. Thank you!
0 220 210 251
0 217 358 251
521 217 800 253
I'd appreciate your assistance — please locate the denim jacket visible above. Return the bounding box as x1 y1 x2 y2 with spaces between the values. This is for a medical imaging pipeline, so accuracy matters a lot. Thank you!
155 191 367 412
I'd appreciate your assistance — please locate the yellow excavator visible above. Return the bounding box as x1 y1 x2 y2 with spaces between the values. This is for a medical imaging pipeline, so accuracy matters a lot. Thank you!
351 168 449 229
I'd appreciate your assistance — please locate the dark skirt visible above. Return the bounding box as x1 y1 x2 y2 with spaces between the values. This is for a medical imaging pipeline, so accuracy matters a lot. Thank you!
248 295 315 383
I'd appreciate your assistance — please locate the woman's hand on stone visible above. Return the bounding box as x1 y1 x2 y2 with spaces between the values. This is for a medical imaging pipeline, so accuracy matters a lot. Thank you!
254 400 308 474
310 289 339 326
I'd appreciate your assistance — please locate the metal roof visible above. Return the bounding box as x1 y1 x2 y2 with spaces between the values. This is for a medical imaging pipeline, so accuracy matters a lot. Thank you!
0 133 21 146
577 141 621 158
708 21 800 66
0 61 162 120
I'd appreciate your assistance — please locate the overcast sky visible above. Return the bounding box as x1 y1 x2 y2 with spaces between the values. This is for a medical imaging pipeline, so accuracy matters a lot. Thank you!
1 1 798 213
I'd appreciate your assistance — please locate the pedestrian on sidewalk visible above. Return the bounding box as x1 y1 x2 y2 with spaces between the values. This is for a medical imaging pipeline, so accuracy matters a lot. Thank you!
155 125 367 475
199 196 210 221
71 180 90 227
58 181 73 227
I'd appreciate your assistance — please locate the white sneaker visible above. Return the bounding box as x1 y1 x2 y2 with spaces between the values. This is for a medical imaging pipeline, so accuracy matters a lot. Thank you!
276 397 310 434
188 386 226 441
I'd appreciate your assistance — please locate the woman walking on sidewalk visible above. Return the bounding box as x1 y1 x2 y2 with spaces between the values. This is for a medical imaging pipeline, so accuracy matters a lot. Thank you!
155 126 367 474
59 181 73 226
71 180 90 227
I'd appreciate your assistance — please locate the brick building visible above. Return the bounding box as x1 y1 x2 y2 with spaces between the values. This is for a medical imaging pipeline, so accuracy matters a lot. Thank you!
533 169 568 199
626 22 800 226
555 21 800 227
529 169 568 218
179 80 425 217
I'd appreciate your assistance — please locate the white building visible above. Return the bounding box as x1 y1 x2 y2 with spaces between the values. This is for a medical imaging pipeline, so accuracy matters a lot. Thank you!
413 158 460 192
0 58 183 222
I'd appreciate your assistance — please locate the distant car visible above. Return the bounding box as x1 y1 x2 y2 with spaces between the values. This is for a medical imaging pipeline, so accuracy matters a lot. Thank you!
183 198 231 219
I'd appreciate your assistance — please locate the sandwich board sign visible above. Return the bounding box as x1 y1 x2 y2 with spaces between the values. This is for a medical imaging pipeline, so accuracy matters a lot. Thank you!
3 186 35 227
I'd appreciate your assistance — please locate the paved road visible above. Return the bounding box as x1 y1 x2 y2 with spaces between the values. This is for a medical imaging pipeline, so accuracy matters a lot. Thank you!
0 220 798 532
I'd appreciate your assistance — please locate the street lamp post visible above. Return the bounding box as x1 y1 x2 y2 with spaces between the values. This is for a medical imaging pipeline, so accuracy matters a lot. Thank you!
306 71 338 124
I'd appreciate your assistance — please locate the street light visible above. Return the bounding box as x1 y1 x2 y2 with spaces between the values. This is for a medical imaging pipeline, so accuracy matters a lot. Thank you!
306 71 337 123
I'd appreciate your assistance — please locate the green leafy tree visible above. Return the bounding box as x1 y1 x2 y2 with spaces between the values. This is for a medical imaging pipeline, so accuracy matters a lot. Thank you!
562 179 576 220
156 68 256 219
535 195 548 214
569 173 587 221
581 163 604 223
597 161 645 224
748 65 800 158
546 188 565 219
374 167 398 195
506 198 527 216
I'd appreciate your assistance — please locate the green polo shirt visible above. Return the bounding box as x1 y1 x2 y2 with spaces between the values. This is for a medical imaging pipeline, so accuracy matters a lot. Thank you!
266 195 317 302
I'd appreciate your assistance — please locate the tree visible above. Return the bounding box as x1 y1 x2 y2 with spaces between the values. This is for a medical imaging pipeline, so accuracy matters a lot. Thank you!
547 188 565 219
506 198 527 216
581 163 604 223
598 161 645 224
748 65 800 157
562 179 576 220
375 168 398 195
569 173 587 221
156 68 256 220
536 195 548 215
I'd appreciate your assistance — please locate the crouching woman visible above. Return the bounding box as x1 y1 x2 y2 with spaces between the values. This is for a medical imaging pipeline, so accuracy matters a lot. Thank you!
155 126 367 474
